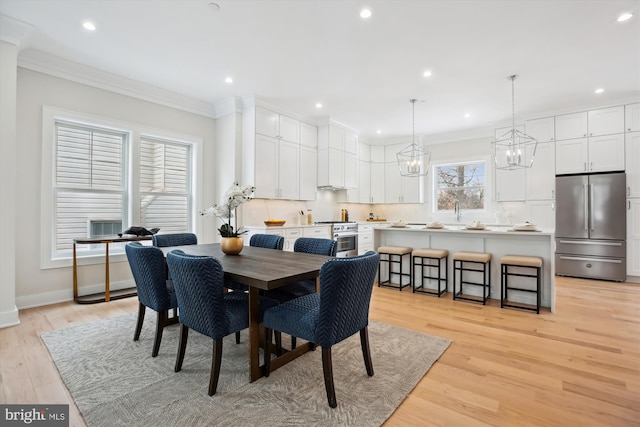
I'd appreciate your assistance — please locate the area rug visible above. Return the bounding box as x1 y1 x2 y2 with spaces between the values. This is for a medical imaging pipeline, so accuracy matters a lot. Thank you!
41 313 451 427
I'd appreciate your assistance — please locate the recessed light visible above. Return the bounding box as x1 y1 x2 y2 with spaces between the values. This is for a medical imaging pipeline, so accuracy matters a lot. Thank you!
595 88 604 94
376 130 382 134
360 9 372 19
315 103 323 108
617 12 633 22
464 113 471 118
225 77 233 84
423 70 432 78
83 21 96 31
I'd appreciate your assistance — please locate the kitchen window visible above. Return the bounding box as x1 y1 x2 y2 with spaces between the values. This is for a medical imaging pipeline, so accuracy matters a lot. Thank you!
433 160 485 212
42 107 197 267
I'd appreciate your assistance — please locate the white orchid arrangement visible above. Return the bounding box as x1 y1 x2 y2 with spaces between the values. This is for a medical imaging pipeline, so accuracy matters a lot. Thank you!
200 182 255 237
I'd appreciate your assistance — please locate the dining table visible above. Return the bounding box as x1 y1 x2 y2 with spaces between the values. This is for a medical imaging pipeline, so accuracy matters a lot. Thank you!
159 243 331 382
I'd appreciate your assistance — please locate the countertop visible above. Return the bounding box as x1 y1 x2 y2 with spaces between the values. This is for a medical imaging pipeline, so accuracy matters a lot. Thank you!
374 224 554 236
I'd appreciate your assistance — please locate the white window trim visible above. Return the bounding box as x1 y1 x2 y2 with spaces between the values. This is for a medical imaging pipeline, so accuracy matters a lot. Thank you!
41 106 203 269
431 155 491 216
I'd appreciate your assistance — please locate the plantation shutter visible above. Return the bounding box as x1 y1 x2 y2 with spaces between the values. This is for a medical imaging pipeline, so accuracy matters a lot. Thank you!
54 122 126 255
139 137 191 233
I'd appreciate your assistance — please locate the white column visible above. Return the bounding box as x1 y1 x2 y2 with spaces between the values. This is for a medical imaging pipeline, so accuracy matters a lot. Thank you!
0 40 19 327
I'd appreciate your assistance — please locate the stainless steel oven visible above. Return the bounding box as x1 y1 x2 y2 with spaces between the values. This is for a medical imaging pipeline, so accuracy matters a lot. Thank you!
332 223 358 257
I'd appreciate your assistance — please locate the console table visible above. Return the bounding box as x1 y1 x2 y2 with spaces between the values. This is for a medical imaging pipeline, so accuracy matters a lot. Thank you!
73 236 151 304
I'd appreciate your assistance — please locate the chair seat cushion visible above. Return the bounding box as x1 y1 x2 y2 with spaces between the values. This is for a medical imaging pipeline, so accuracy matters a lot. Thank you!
377 246 413 255
452 251 491 263
500 255 542 268
220 292 279 337
412 248 449 258
263 293 320 344
262 280 316 302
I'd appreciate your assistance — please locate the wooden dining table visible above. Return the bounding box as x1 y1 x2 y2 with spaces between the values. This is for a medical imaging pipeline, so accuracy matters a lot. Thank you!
159 243 331 382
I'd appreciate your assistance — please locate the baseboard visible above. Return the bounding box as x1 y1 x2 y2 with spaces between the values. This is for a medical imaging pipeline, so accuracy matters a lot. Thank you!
0 305 20 329
16 279 137 310
626 275 640 284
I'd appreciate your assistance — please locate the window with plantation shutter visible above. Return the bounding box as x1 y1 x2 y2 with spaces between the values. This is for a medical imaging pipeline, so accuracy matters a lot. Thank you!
53 122 127 258
139 137 192 233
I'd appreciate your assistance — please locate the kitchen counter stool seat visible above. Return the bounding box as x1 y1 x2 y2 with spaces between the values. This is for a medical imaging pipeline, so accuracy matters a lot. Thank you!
411 249 449 297
377 246 412 291
452 251 491 305
500 255 543 314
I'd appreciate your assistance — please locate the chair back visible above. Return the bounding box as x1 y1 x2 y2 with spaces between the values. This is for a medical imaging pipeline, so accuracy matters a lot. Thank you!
316 251 380 348
166 250 230 339
250 234 284 250
125 242 174 311
293 237 337 256
152 233 198 247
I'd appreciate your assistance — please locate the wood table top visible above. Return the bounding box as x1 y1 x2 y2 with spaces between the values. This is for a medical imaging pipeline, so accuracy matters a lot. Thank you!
159 243 331 291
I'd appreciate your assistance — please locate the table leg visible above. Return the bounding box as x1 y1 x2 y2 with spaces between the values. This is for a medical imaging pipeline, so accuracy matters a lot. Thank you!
248 287 261 382
73 242 78 300
105 242 110 302
316 276 320 293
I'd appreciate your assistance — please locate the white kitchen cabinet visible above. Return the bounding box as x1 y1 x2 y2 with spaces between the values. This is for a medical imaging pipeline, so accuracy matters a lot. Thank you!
252 135 299 199
556 138 588 174
302 225 331 238
358 223 374 255
526 142 555 200
555 134 624 175
359 143 370 162
344 152 358 189
626 132 640 198
588 106 624 137
266 227 301 252
525 117 555 142
318 123 359 190
345 131 358 154
318 148 345 188
555 112 588 140
300 122 318 148
384 163 423 203
255 106 300 143
526 200 555 229
358 160 371 204
370 163 385 203
626 103 640 133
370 145 385 163
627 198 640 277
496 168 525 201
328 126 345 150
588 134 625 172
299 145 317 200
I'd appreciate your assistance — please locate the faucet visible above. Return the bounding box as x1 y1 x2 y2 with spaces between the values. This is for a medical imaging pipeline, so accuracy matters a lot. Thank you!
454 200 462 222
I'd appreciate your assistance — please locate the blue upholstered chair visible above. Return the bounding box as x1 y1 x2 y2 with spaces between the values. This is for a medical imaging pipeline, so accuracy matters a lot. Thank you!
166 250 278 396
225 234 285 293
152 232 198 247
263 251 380 408
125 242 179 357
264 237 337 349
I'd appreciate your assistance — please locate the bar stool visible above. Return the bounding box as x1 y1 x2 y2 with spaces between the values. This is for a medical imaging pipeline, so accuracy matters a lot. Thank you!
500 255 542 314
452 251 491 304
377 246 412 291
411 249 449 297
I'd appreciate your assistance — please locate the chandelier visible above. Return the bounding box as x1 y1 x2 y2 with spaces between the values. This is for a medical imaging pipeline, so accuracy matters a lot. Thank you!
396 99 431 177
492 75 537 170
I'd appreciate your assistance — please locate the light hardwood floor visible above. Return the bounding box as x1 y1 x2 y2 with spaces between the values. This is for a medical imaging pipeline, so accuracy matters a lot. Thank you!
1 276 638 426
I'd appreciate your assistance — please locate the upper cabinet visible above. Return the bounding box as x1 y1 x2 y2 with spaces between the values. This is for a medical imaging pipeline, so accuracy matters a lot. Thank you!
587 106 624 137
626 103 640 133
243 106 316 200
317 123 359 189
526 142 555 200
255 106 300 143
555 112 588 140
525 117 555 142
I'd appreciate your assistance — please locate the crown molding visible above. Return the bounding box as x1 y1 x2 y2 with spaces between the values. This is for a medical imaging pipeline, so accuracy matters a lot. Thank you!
17 48 220 118
0 14 35 47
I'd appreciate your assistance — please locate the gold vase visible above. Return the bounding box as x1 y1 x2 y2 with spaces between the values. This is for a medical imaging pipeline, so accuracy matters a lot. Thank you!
220 236 244 255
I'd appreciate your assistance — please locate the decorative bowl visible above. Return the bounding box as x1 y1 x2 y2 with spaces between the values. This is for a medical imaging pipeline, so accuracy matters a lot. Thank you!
264 220 286 226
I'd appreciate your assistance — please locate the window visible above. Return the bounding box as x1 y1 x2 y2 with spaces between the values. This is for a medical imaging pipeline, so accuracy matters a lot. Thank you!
433 161 485 212
139 137 192 233
53 122 128 258
43 107 198 265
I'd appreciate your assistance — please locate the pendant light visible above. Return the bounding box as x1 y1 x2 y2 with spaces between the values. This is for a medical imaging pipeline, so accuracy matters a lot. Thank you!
397 99 431 177
492 75 537 170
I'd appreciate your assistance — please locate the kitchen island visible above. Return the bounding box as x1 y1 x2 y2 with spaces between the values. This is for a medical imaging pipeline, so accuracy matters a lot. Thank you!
374 225 556 312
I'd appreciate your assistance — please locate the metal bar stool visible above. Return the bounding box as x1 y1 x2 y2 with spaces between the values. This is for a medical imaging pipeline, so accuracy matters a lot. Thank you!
411 249 449 297
377 246 412 291
452 251 491 304
500 255 542 314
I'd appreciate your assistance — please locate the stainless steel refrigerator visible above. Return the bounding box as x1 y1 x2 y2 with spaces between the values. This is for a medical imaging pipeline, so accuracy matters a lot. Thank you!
555 172 626 281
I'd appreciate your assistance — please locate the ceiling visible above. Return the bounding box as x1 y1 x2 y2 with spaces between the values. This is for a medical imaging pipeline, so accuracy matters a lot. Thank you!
1 0 639 142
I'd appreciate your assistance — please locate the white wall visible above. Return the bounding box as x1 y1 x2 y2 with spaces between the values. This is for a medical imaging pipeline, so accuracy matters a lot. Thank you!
15 68 217 308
